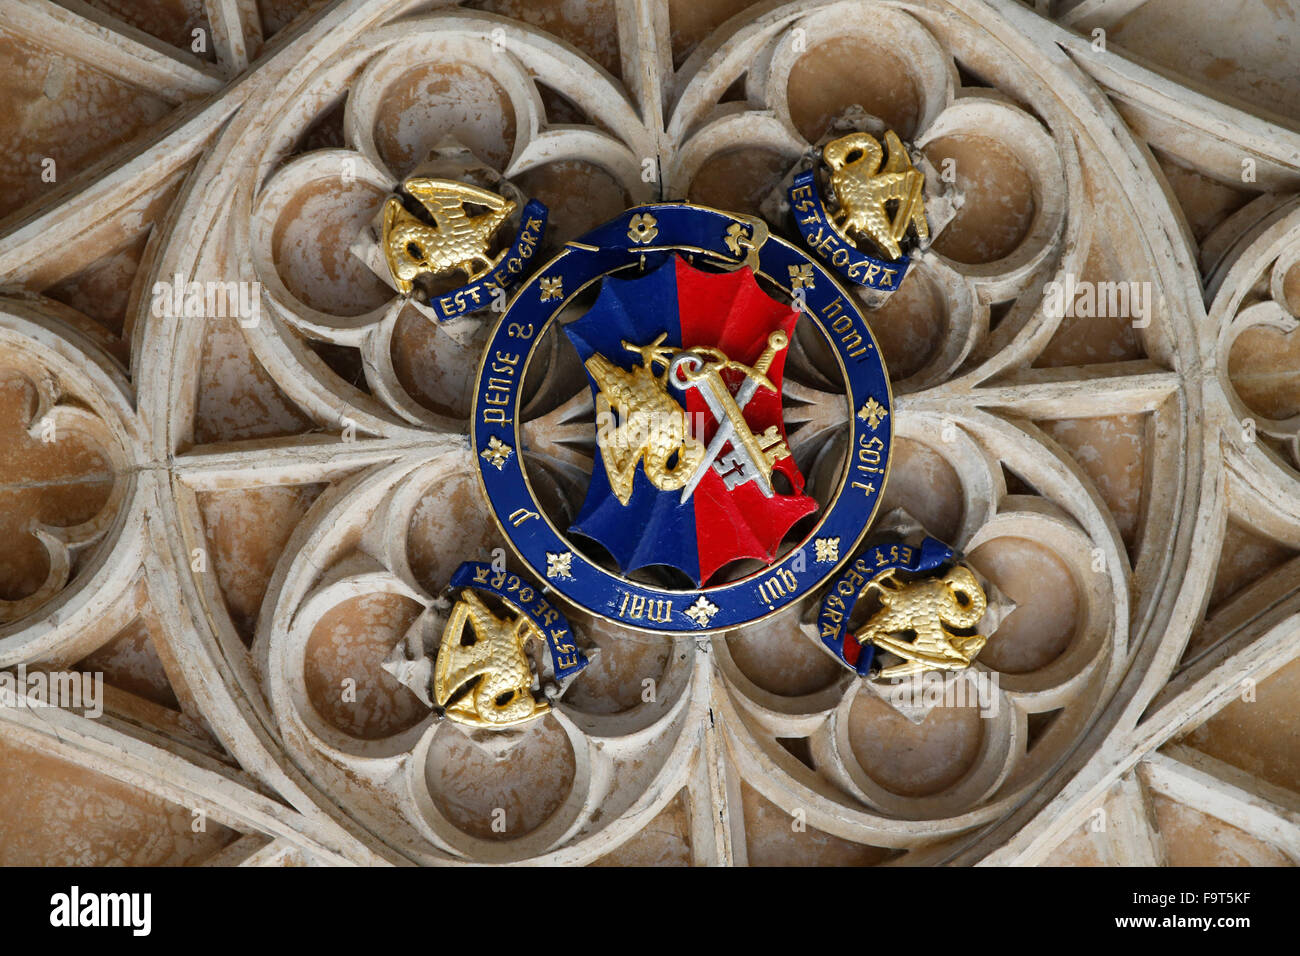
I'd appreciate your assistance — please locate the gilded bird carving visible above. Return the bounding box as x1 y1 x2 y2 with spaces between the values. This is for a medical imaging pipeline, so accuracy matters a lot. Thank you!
824 131 929 262
855 565 988 679
433 589 547 728
382 177 516 294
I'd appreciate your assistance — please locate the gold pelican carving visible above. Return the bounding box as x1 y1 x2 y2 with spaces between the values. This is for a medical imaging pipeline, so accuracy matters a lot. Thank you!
823 131 929 262
855 565 988 679
433 589 548 729
381 178 516 294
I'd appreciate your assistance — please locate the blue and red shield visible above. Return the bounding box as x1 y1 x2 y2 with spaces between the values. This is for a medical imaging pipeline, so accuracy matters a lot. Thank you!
473 202 893 633
564 254 817 586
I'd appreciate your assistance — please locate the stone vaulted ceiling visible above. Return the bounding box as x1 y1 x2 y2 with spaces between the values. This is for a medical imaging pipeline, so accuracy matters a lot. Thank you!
1 0 1300 866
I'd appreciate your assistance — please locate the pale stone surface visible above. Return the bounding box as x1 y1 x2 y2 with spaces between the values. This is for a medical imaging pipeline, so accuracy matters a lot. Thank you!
0 28 174 220
1184 656 1300 795
1150 794 1292 867
0 736 237 866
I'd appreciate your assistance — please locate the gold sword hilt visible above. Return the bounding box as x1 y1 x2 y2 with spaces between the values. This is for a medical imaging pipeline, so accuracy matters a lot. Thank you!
753 330 788 375
745 330 789 393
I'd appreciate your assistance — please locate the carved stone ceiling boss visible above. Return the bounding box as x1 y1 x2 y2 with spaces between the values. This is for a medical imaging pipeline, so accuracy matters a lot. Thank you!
0 0 1299 867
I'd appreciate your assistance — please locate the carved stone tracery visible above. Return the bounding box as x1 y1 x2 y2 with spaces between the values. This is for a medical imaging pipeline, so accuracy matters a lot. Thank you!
0 0 1298 867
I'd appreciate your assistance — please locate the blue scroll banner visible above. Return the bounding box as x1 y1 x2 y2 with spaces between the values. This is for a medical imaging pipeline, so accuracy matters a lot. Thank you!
817 537 954 676
449 561 589 680
427 199 549 322
788 170 910 292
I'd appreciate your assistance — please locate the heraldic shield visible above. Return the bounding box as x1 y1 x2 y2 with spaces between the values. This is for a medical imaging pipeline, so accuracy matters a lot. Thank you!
563 254 817 586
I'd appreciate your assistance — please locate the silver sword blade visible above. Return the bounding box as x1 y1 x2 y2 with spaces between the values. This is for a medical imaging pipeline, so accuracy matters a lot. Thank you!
677 370 767 503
